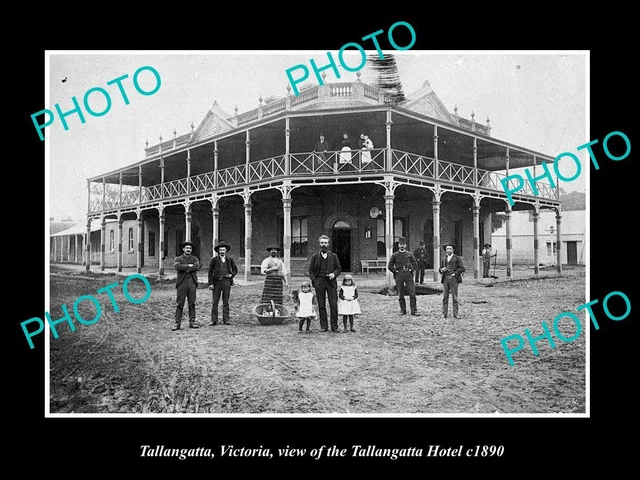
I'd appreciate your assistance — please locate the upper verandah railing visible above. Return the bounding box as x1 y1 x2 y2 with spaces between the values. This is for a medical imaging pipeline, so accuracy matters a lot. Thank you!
89 148 557 213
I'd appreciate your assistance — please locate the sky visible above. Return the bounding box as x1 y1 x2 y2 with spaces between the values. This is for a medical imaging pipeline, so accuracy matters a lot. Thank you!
46 51 588 223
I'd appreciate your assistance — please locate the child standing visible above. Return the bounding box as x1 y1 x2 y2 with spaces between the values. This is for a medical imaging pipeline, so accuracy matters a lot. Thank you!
338 274 361 332
292 280 317 333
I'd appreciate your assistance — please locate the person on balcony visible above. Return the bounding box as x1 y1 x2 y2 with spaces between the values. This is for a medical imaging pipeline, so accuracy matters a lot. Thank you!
361 134 374 164
313 134 332 173
339 132 353 168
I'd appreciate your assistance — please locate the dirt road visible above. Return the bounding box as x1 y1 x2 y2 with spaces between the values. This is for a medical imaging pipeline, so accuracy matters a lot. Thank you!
48 266 586 414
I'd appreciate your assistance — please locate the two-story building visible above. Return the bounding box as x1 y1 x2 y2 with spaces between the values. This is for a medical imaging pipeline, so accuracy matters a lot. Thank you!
75 73 564 285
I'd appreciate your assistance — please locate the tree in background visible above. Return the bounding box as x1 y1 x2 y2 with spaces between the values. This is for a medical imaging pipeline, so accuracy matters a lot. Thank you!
491 212 506 233
367 53 405 104
559 189 586 210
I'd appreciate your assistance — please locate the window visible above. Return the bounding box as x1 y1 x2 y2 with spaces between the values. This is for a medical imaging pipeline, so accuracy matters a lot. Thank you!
377 217 406 255
394 218 405 243
109 230 115 252
454 220 462 256
292 217 308 257
164 230 169 259
128 228 134 252
175 229 184 256
149 232 156 257
546 242 556 255
377 219 385 257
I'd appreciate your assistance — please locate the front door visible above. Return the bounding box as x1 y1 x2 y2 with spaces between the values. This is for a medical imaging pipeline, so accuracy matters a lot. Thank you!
332 228 351 272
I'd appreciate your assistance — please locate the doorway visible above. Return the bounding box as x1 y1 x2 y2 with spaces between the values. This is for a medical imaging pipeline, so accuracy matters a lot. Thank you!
192 225 201 260
424 219 434 268
332 222 351 272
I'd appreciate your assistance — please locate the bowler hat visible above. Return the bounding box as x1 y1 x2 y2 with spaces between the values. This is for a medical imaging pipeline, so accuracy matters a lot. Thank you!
442 241 456 250
419 240 425 245
214 240 231 252
180 241 194 249
484 243 491 247
398 237 408 244
266 246 281 252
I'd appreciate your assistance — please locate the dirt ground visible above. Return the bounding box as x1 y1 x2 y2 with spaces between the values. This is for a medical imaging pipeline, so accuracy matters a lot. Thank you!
48 265 586 415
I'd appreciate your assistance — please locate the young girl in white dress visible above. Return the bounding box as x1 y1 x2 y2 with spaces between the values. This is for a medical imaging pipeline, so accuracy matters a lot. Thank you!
338 274 361 332
293 280 317 333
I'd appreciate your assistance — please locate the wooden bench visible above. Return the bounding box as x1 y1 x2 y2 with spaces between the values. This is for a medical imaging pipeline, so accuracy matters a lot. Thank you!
361 259 387 275
239 263 263 274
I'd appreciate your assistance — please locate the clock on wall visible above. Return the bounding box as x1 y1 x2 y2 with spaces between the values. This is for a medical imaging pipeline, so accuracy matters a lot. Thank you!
369 207 381 219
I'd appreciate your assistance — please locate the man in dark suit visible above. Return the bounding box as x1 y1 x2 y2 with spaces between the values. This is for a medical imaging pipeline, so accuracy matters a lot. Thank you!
439 241 465 319
173 240 200 331
313 134 332 172
208 241 238 325
309 234 342 332
413 240 428 284
388 237 420 316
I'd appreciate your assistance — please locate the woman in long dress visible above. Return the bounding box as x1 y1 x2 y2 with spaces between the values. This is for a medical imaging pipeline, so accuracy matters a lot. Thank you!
361 135 374 165
339 132 352 165
260 246 288 306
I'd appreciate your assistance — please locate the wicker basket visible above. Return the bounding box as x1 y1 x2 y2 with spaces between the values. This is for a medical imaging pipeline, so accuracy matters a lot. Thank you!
254 300 289 325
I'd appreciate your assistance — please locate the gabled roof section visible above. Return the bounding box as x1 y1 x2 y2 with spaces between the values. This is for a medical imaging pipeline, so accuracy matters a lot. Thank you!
189 101 236 144
401 80 460 127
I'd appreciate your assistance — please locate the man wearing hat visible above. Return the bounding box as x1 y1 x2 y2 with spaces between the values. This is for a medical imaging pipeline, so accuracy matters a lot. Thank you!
313 134 331 172
481 243 496 278
388 237 420 316
173 240 200 331
413 240 429 285
261 246 289 305
207 241 238 325
439 242 465 318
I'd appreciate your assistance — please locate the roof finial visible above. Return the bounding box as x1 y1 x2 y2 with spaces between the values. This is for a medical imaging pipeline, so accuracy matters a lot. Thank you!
486 116 490 125
259 94 263 105
145 139 149 149
286 84 291 95
159 135 163 142
191 121 195 132
322 72 327 82
471 111 475 119
234 104 238 115
173 128 177 137
454 105 458 116
356 71 362 82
